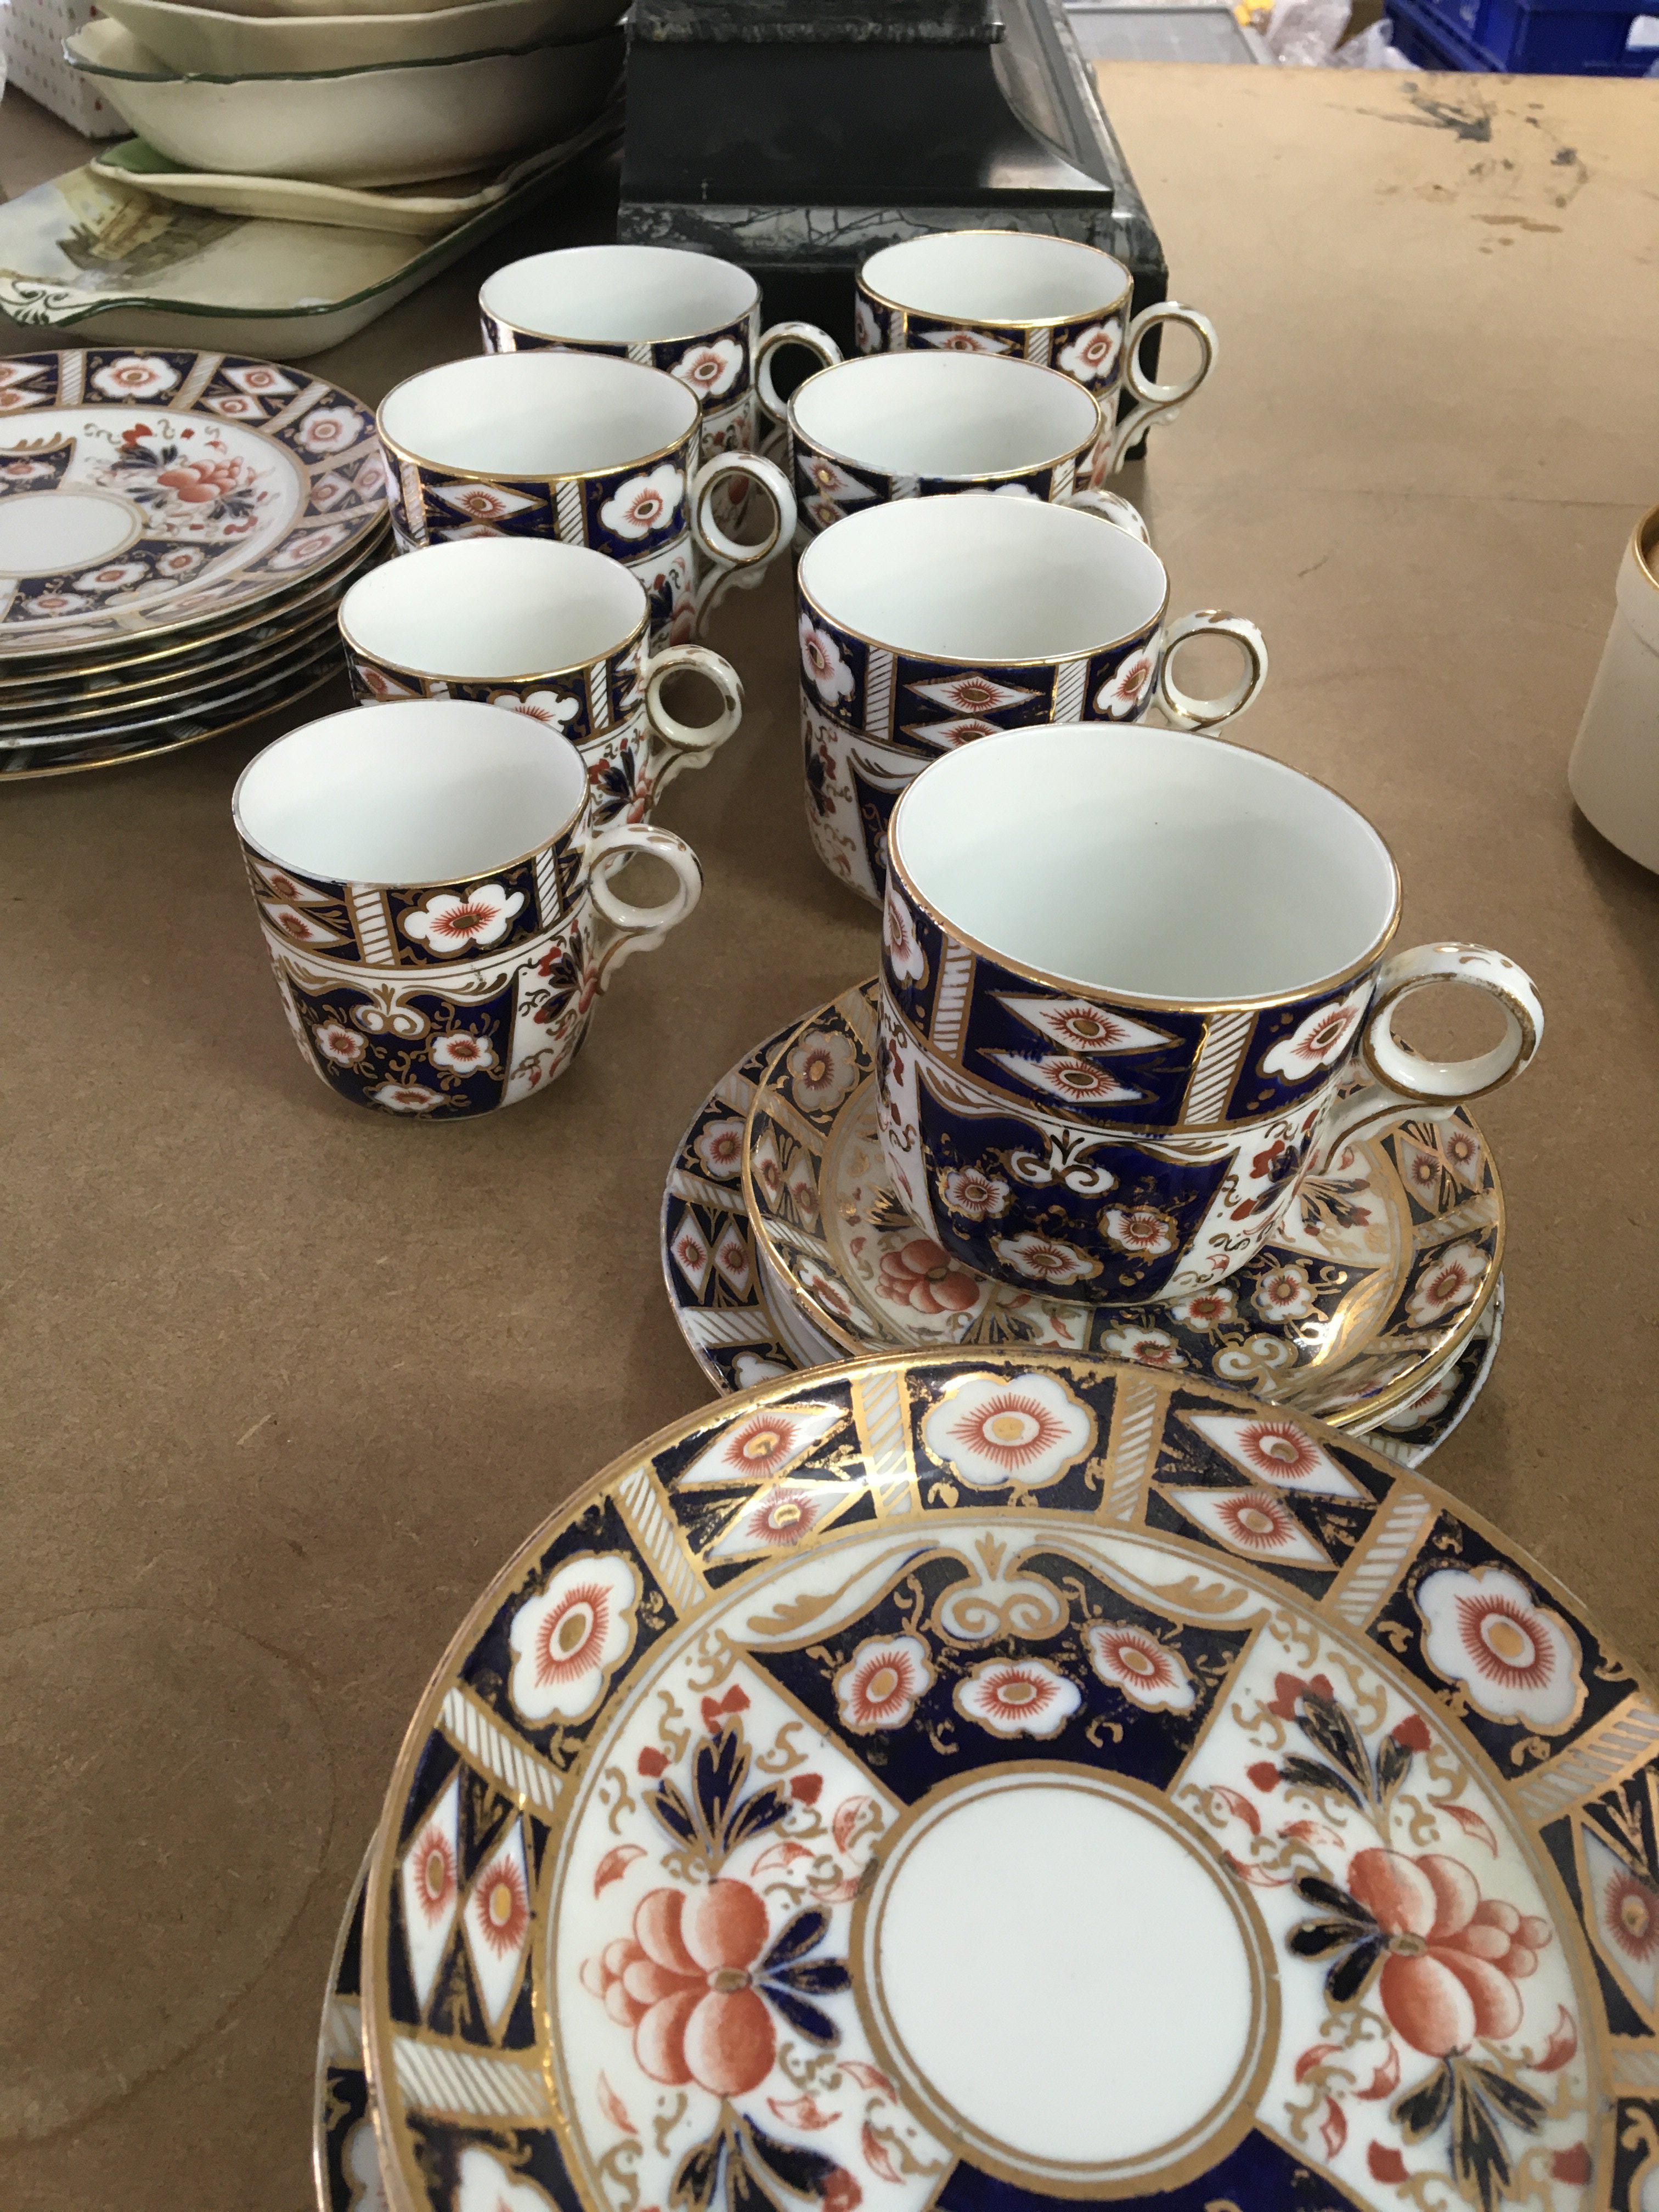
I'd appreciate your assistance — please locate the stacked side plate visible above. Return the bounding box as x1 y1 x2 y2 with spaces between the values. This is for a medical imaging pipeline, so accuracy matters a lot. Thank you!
0 345 388 778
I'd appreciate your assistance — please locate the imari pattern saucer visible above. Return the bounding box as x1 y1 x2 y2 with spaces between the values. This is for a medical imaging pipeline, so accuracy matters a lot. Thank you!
314 1851 387 2212
0 348 385 660
659 998 1503 1465
360 1351 1659 2212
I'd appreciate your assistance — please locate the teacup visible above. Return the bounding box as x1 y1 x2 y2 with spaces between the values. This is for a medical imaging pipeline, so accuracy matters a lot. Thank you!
375 352 796 646
337 538 743 828
781 349 1151 544
878 723 1542 1305
235 699 702 1118
855 230 1215 483
797 492 1265 902
479 245 842 482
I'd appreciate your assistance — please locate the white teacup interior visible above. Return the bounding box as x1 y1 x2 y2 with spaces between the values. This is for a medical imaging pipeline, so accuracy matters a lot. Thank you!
481 245 757 345
235 702 587 886
801 494 1165 658
792 353 1098 477
893 725 1397 1001
341 538 644 680
862 232 1128 325
380 352 697 476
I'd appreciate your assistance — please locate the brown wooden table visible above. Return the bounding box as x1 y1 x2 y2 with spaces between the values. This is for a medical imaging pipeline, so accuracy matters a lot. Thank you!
2 59 1656 2211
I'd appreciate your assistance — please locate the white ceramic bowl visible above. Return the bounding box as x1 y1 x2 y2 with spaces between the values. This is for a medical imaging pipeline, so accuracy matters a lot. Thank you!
66 16 623 187
93 0 620 75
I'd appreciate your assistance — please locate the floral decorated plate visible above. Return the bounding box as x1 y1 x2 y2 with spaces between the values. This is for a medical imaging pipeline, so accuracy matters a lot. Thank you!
0 347 385 662
360 1349 1659 2212
742 984 1504 1441
659 1025 1502 1469
315 1850 390 2212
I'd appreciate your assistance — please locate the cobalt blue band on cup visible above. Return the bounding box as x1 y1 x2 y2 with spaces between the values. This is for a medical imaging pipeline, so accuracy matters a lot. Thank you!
780 349 1137 544
375 352 797 650
855 229 1215 486
234 700 703 1118
337 537 743 829
796 491 1266 904
877 723 1543 1306
478 245 842 486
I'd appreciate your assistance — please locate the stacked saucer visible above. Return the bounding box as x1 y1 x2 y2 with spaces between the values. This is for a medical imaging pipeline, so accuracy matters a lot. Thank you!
0 346 388 778
660 985 1507 1467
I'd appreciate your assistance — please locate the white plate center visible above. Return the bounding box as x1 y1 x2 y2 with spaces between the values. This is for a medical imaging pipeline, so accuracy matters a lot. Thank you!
863 1769 1265 2182
0 489 139 578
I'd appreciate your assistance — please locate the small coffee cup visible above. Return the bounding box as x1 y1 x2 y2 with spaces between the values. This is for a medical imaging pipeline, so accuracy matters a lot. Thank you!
337 538 743 829
781 349 1150 544
375 352 796 646
1568 502 1659 873
479 245 842 484
235 699 702 1117
797 492 1265 901
878 723 1541 1305
856 229 1216 483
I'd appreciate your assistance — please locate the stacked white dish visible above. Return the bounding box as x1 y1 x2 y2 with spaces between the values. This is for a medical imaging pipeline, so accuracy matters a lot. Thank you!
66 0 623 204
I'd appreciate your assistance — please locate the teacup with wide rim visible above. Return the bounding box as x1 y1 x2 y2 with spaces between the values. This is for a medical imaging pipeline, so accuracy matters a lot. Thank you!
337 537 743 828
235 699 702 1116
878 722 1542 1305
797 492 1266 902
375 350 796 646
855 229 1216 483
781 349 1149 544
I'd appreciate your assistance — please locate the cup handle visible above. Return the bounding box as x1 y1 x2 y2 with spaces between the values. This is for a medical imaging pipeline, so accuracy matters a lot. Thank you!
1100 302 1217 478
1058 486 1150 544
1155 611 1268 732
689 452 799 627
1318 943 1543 1161
641 642 745 787
585 821 703 989
754 320 844 430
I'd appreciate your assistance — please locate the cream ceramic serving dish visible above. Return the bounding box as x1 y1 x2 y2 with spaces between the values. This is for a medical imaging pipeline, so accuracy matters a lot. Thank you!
65 18 623 187
91 133 582 233
92 0 620 77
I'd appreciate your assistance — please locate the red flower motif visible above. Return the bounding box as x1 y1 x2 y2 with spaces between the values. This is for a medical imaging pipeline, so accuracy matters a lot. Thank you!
1367 2145 1409 2183
877 1237 979 1316
701 1686 750 1735
410 1823 455 1923
585 1881 777 2096
1551 2146 1591 2185
1248 1761 1280 1791
1267 1672 1334 1721
637 1747 669 1779
1391 1714 1433 1754
1604 1866 1659 1962
157 458 246 504
1347 1849 1551 2057
473 1850 529 1958
789 1774 823 1804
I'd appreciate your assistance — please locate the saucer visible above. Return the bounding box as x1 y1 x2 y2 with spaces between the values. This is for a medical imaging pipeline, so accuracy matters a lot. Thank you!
743 983 1504 1440
312 1850 384 2212
662 1017 1501 1468
360 1347 1653 2212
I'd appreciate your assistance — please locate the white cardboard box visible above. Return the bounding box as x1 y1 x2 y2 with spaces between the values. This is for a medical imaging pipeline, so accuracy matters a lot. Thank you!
2 0 125 137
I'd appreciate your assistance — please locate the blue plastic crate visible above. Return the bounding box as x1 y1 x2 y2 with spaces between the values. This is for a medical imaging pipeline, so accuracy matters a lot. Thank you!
1390 0 1654 70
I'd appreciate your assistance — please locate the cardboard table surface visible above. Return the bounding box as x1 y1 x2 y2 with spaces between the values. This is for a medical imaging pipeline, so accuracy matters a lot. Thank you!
2 60 1657 2211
